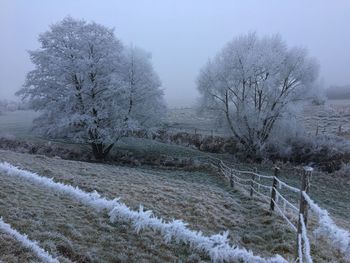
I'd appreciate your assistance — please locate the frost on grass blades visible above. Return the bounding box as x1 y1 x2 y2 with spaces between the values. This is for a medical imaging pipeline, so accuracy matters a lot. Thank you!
0 162 287 263
0 217 58 263
218 159 350 262
302 191 350 260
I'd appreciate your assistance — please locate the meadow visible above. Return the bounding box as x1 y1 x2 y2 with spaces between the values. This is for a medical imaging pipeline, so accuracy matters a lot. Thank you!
0 107 349 262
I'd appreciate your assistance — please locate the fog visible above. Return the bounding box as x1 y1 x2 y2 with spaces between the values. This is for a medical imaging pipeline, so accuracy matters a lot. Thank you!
1 0 350 107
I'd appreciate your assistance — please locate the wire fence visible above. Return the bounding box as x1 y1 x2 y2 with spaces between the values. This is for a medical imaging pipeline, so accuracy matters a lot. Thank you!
219 160 300 233
0 217 59 263
0 158 348 263
199 156 350 263
0 161 289 263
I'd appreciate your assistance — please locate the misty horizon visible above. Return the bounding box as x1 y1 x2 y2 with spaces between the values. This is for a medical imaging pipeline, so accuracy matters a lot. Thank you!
1 0 350 107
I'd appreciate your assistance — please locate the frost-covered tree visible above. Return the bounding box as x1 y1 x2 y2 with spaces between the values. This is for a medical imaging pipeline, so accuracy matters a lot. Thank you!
17 17 165 160
197 33 319 155
120 46 166 127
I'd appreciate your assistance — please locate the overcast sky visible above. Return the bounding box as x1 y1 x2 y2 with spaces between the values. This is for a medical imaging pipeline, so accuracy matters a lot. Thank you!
1 0 350 107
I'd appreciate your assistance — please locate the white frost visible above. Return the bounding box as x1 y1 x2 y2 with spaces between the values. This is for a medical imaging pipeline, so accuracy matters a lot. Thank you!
303 191 350 260
0 217 58 263
0 162 288 263
300 214 312 263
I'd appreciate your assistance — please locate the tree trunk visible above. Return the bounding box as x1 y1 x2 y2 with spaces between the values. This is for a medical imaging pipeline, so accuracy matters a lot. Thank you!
91 143 103 160
91 143 114 161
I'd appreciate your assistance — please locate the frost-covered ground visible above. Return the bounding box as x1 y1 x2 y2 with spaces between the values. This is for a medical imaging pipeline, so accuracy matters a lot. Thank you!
0 110 39 138
242 163 350 230
0 232 42 262
165 101 350 137
0 109 349 262
0 150 346 262
298 100 350 136
163 107 226 136
2 102 350 139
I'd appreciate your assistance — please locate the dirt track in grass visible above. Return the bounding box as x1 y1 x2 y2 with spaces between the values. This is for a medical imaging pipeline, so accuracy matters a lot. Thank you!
0 150 345 262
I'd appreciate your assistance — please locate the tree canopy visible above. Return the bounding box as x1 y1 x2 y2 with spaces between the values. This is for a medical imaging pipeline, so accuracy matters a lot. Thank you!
197 33 319 155
17 17 165 159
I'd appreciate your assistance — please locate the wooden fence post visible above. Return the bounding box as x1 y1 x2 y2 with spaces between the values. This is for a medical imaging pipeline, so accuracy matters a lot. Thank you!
270 166 280 212
295 166 313 260
250 168 257 197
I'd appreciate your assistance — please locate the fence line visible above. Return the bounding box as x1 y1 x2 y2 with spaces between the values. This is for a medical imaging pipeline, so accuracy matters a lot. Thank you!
253 180 273 191
220 165 300 235
275 178 300 193
299 214 312 263
271 198 297 232
275 189 299 213
209 157 349 263
251 186 271 203
1 158 348 262
0 162 288 263
219 160 301 233
297 234 303 263
0 217 58 263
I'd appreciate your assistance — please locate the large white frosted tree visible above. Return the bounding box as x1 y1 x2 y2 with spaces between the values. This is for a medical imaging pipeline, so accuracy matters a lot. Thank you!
17 17 165 160
197 33 319 155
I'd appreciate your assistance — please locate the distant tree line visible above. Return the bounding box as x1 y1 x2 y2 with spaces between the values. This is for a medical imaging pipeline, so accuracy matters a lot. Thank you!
0 100 29 113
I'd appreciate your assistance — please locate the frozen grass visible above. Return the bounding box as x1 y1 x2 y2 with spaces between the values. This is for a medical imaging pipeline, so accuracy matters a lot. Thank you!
0 232 44 262
0 150 292 262
0 109 349 262
114 136 231 160
250 163 350 229
164 108 226 136
298 100 350 136
0 217 58 263
0 157 201 262
0 150 346 262
165 103 350 137
0 110 39 138
1 103 350 142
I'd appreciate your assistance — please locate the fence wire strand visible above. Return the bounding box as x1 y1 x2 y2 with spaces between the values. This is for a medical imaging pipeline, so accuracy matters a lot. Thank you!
271 198 297 232
204 156 349 262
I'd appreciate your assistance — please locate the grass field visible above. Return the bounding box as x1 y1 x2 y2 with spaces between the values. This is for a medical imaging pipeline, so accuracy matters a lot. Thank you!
0 150 346 262
298 100 350 136
165 100 350 137
0 109 349 262
237 162 350 229
0 110 39 138
2 102 350 139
